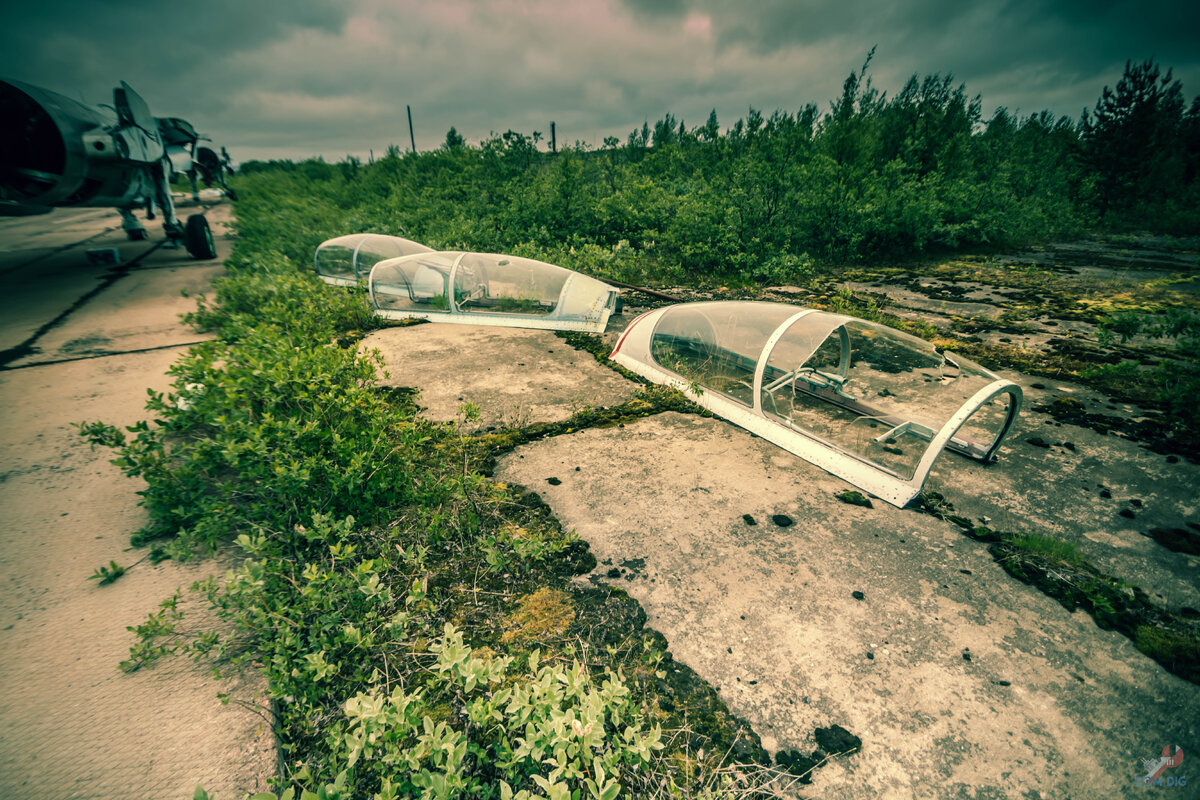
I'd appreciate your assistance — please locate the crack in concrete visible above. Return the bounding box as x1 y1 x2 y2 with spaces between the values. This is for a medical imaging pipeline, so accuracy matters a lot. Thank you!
0 240 166 370
0 222 122 277
1 338 212 371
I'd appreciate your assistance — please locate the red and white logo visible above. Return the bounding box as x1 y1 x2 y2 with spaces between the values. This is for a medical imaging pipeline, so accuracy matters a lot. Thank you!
1142 745 1184 782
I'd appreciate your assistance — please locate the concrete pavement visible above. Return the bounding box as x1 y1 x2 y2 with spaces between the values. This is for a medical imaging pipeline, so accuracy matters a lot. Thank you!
0 203 275 799
366 317 1198 799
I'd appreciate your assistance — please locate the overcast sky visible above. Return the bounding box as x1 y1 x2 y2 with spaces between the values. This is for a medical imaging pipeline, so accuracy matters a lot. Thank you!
2 0 1197 164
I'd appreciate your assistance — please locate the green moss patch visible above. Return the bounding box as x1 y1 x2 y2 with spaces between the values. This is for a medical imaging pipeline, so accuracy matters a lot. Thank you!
920 494 1200 685
836 490 875 508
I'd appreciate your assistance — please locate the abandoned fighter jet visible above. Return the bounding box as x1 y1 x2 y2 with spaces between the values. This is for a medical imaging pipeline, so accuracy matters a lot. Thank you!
0 77 229 259
159 116 237 204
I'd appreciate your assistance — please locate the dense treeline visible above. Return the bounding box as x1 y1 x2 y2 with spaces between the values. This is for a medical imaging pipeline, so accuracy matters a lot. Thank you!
239 58 1199 283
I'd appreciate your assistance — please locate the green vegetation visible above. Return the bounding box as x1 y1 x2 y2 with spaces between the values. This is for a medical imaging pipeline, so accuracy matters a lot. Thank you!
241 56 1198 283
1079 60 1199 229
79 184 771 798
925 497 1200 684
88 559 126 585
81 56 1200 798
1004 533 1085 568
835 490 874 508
1085 309 1200 432
229 57 1199 450
1134 626 1200 678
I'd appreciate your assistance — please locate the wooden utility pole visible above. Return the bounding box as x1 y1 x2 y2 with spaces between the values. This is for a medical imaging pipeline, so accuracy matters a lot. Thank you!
550 121 556 153
407 105 416 153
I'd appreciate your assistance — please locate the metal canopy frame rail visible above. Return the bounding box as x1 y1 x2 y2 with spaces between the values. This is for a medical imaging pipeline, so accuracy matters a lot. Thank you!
611 301 1022 507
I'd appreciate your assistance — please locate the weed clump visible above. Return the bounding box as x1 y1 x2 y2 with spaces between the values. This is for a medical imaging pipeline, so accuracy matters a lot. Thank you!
836 490 874 508
1005 533 1084 567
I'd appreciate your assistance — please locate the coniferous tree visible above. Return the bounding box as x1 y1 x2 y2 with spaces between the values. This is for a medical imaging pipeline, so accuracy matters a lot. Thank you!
1080 60 1188 222
442 126 466 150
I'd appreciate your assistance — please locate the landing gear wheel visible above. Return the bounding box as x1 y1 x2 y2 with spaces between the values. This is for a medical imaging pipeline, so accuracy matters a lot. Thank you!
184 214 217 259
126 229 148 241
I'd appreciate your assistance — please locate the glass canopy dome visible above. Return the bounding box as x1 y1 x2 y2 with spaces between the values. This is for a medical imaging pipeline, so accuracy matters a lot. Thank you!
314 233 433 286
610 301 1022 507
369 252 620 333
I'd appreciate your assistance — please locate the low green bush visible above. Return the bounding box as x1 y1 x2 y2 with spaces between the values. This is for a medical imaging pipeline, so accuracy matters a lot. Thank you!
80 327 426 554
334 626 662 799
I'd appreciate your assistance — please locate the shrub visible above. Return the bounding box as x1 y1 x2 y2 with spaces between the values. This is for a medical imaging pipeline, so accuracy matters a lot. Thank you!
331 626 662 799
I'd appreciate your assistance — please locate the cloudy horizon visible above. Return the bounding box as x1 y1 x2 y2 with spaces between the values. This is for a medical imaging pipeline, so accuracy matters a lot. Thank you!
2 0 1197 164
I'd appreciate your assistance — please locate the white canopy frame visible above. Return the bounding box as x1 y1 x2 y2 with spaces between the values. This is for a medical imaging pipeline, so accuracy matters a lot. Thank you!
368 251 619 333
611 301 1022 507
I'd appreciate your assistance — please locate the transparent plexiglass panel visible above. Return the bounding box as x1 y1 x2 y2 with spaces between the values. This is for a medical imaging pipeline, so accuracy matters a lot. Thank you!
353 234 432 278
557 274 620 326
371 252 461 313
315 234 361 283
761 316 996 479
649 303 800 407
315 234 432 284
453 254 569 316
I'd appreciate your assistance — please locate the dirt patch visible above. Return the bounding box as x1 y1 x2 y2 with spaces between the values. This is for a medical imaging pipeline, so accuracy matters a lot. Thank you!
363 324 639 426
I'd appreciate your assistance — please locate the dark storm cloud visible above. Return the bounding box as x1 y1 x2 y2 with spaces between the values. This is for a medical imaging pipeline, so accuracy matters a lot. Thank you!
620 0 1200 119
0 0 349 104
623 0 1200 64
2 0 1196 162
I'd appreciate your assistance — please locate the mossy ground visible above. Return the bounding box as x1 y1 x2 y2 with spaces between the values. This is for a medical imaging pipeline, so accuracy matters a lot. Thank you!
919 493 1200 685
402 286 1197 794
453 308 1200 699
391 449 776 787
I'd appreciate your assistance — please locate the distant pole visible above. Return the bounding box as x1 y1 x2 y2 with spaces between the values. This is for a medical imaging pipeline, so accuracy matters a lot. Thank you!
369 148 374 164
550 121 556 153
407 105 416 154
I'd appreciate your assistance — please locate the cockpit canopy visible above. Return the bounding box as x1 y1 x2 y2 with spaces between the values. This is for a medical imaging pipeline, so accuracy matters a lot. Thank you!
369 251 619 333
314 233 433 286
611 301 1022 506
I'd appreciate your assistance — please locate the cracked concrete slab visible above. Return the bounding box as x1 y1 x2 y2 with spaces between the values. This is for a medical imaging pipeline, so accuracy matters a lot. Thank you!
927 373 1200 612
362 324 638 426
495 411 1198 799
369 241 1195 796
0 203 230 366
363 310 1198 797
0 204 274 799
361 241 1197 797
0 208 120 271
845 281 1009 320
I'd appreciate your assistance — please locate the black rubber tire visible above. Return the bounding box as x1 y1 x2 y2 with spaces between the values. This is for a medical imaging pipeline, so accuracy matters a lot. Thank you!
126 228 148 241
184 214 217 259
